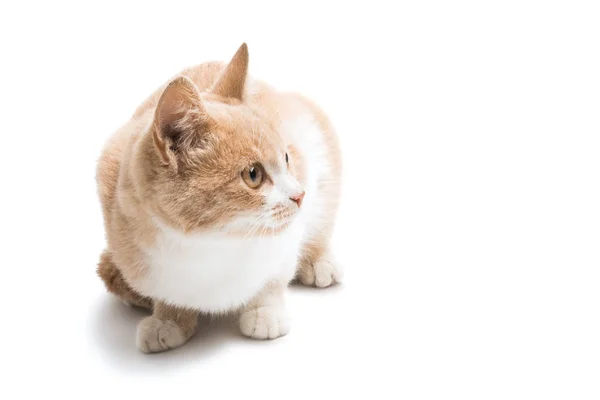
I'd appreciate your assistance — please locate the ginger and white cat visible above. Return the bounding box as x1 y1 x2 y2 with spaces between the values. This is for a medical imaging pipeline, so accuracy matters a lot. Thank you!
96 43 342 353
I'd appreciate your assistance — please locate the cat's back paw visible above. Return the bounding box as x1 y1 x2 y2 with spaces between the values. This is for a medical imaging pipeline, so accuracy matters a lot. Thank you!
136 316 190 353
297 256 343 288
240 306 290 340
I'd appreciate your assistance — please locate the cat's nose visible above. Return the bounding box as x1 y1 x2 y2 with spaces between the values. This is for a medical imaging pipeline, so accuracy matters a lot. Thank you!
290 191 305 208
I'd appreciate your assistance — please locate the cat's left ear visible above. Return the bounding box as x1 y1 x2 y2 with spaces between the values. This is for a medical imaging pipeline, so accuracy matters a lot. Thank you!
152 76 209 165
210 43 249 101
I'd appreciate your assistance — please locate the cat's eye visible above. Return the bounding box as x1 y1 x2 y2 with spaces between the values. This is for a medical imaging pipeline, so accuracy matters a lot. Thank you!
285 152 289 165
242 164 263 188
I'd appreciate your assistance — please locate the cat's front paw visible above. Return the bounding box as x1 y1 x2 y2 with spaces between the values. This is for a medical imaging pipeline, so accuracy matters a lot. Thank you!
239 306 290 340
298 257 343 288
136 316 190 353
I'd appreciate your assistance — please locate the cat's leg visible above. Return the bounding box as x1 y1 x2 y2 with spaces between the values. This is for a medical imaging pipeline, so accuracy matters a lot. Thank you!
239 280 291 340
136 301 199 353
97 249 153 309
297 238 343 288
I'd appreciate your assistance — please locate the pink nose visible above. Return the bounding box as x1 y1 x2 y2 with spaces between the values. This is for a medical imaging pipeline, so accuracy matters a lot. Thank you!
290 191 305 207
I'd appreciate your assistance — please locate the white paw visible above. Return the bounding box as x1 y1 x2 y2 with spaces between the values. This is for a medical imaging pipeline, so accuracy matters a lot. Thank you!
298 257 343 288
136 316 189 353
239 306 290 340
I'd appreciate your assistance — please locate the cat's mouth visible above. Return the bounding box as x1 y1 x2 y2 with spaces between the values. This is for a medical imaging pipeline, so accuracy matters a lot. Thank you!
239 207 297 238
264 206 298 230
268 211 296 228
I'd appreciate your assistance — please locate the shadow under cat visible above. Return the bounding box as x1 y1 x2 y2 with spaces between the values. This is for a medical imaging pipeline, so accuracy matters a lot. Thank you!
90 282 341 372
90 296 240 373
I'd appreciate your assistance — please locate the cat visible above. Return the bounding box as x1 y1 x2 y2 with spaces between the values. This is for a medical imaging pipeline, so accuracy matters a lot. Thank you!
96 43 342 353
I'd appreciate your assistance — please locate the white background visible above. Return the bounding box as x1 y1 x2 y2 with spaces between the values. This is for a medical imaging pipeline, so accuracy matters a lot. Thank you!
1 1 598 398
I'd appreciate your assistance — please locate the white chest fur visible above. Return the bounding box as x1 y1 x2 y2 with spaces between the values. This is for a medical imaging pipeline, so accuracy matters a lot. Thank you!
137 220 304 312
135 114 329 313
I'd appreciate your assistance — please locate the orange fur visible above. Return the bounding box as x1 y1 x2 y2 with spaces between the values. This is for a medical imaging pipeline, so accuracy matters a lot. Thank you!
96 43 342 352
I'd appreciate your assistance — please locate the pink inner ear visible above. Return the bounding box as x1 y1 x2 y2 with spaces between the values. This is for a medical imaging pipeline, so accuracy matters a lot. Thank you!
152 77 209 163
158 101 187 133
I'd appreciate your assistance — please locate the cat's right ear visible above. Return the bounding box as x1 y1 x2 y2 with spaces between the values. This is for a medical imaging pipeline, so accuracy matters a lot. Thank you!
152 76 208 165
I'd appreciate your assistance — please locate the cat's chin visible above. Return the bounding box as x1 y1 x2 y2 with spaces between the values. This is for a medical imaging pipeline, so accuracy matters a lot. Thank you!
268 219 293 231
212 214 297 238
249 215 299 237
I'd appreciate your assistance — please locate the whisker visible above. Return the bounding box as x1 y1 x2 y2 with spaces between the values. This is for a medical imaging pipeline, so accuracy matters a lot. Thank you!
244 213 268 240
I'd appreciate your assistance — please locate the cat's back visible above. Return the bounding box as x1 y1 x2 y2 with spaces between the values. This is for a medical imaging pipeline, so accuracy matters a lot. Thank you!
96 120 131 224
283 92 341 172
96 108 152 226
277 91 342 197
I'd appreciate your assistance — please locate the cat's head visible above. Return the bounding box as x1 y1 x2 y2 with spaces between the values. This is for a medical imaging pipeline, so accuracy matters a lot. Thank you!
138 43 305 235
